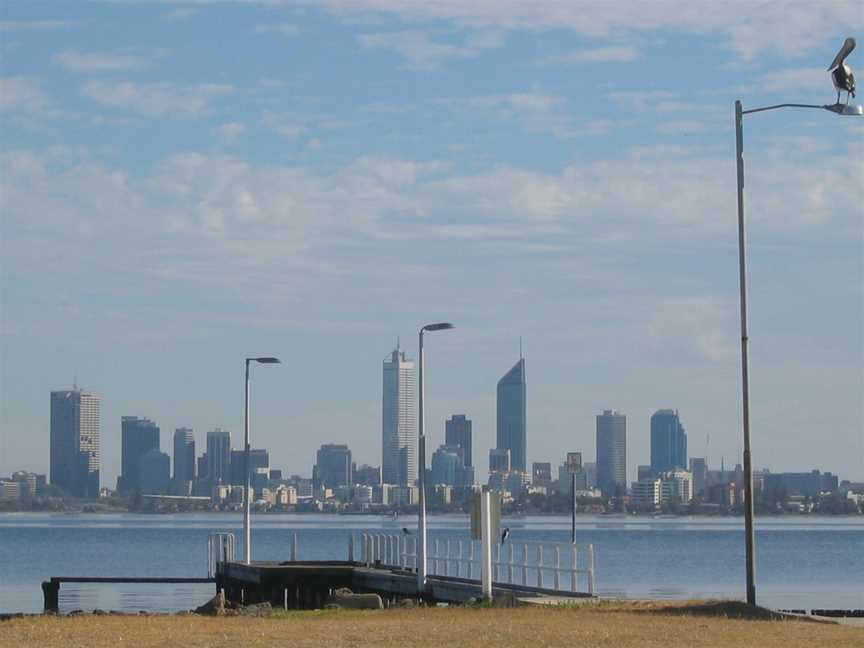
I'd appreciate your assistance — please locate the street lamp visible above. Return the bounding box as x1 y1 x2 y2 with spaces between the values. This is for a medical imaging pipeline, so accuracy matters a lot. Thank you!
734 95 860 605
243 356 281 565
417 322 454 593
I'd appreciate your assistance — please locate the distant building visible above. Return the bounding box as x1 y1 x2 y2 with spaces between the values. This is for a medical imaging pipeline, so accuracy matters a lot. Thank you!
631 479 662 511
354 464 381 487
0 481 21 500
230 448 270 486
556 463 588 494
637 465 654 481
583 462 597 489
382 346 416 486
532 462 552 486
445 415 473 468
50 389 101 498
431 446 460 486
489 448 511 473
118 416 159 494
762 470 839 497
205 429 231 484
139 449 171 495
173 428 195 484
496 358 527 473
660 470 693 504
689 458 707 498
314 444 353 489
596 410 627 497
650 409 687 474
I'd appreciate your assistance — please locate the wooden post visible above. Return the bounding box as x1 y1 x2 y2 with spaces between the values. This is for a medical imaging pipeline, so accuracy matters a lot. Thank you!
42 580 59 613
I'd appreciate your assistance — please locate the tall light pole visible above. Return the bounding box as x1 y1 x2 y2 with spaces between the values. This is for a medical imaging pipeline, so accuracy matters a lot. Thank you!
244 356 281 565
734 97 860 605
417 322 454 593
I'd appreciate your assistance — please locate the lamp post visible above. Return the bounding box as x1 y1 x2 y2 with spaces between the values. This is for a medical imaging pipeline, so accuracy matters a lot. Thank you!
417 322 454 593
733 98 860 605
243 356 281 565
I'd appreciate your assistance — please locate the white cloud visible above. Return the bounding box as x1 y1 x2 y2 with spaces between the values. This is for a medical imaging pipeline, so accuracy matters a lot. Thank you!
53 49 164 73
216 121 247 143
758 67 827 93
82 80 234 117
539 45 640 65
255 23 300 36
0 77 48 111
357 29 504 70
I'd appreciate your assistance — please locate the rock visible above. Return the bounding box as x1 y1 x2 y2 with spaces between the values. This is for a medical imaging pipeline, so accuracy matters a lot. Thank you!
194 591 226 616
92 609 107 615
330 591 384 610
324 603 341 610
398 598 417 608
237 602 272 617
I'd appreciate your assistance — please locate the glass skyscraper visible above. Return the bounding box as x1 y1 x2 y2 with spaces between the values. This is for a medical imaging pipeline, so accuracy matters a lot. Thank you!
596 409 627 497
50 389 101 498
650 409 688 474
118 416 160 494
444 414 472 468
173 427 196 483
382 346 416 486
496 357 527 473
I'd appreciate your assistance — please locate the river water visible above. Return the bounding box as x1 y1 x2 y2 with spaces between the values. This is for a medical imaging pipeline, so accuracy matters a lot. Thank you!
0 513 860 613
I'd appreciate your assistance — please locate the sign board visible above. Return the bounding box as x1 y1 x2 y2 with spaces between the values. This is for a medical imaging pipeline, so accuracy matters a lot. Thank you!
566 452 583 474
470 489 501 540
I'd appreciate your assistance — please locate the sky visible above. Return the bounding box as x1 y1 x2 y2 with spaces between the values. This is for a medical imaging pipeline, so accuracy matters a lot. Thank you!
1 0 862 488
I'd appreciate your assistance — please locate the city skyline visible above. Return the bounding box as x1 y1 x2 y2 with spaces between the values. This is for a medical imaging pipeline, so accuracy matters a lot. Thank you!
2 3 862 485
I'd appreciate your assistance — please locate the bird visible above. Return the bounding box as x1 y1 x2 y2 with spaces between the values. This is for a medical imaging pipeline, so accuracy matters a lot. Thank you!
828 37 856 104
402 527 411 535
500 528 510 544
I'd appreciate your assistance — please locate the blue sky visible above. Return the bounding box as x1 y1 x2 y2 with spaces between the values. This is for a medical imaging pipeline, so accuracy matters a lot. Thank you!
1 1 862 487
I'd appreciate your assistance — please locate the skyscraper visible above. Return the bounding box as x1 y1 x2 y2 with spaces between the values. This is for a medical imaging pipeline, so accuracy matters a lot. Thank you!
596 409 627 497
173 427 195 483
496 357 526 473
50 389 101 498
650 409 688 474
314 444 353 488
205 428 231 484
382 346 416 486
444 414 473 468
118 416 160 494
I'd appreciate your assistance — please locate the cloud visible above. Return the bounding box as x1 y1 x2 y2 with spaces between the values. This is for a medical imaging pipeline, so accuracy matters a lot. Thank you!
0 20 80 31
82 80 234 117
758 67 827 93
53 49 165 73
357 29 504 70
216 121 247 143
538 45 640 65
0 77 48 111
255 23 300 36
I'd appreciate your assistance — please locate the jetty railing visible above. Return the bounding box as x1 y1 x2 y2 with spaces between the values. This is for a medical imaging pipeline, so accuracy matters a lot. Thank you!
208 532 235 578
353 533 595 595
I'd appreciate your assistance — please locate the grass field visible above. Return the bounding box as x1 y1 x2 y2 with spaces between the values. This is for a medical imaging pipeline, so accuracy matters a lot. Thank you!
2 601 862 648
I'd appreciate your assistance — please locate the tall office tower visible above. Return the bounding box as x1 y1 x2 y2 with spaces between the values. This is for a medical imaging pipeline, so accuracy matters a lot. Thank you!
173 428 195 483
650 409 688 474
689 458 707 498
50 389 101 498
445 414 473 468
314 444 353 488
596 409 627 497
382 346 416 486
206 428 232 484
230 448 270 486
532 462 552 485
488 448 511 473
139 449 171 495
496 357 527 472
118 416 160 494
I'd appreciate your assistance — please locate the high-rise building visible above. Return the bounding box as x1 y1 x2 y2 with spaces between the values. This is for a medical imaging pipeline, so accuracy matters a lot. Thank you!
230 448 270 486
382 346 416 486
173 428 195 484
314 444 353 489
205 428 232 484
496 357 526 473
118 416 160 494
445 414 473 468
532 462 552 486
650 410 688 474
354 464 381 487
596 409 627 497
139 449 171 495
489 448 511 473
689 458 707 498
430 445 461 486
50 389 101 498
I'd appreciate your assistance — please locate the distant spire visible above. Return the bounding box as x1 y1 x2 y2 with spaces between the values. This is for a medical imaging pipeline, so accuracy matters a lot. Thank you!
73 369 78 391
397 335 400 352
519 337 523 360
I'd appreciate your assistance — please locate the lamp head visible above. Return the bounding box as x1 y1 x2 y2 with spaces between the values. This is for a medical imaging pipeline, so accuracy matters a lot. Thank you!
251 357 281 364
825 103 864 116
422 322 455 332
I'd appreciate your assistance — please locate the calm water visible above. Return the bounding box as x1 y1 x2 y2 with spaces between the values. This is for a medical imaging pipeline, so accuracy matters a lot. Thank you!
0 513 861 613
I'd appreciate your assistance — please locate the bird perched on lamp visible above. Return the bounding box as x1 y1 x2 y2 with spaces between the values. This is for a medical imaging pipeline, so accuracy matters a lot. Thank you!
828 37 856 104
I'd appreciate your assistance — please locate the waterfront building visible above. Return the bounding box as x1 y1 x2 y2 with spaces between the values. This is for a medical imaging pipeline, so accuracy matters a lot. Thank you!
660 469 693 504
354 464 381 487
583 462 597 489
205 428 231 484
762 470 839 497
489 448 511 473
444 414 473 468
230 448 270 486
650 409 688 473
173 428 195 484
50 389 101 498
118 416 159 494
532 462 553 486
631 479 662 511
139 449 171 495
314 444 353 489
596 409 627 497
430 445 460 486
496 357 527 473
689 458 707 497
382 346 416 486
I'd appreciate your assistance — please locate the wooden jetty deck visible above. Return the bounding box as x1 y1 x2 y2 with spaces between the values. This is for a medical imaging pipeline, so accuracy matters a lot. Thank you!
216 561 594 608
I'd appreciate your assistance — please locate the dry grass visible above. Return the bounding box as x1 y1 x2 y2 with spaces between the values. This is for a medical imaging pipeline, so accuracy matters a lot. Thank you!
3 602 862 648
